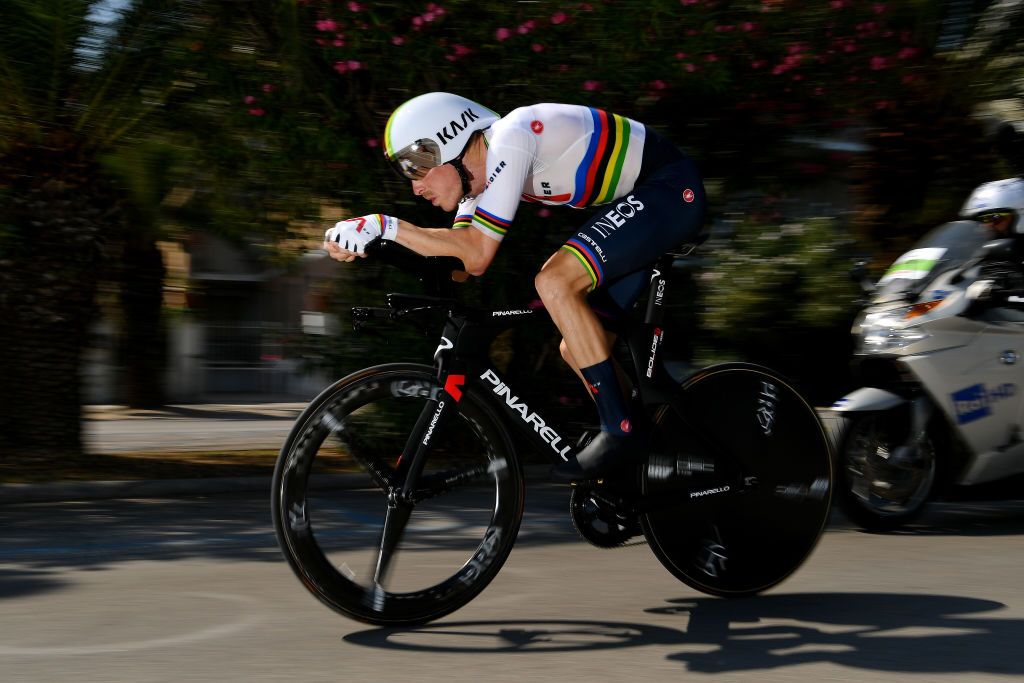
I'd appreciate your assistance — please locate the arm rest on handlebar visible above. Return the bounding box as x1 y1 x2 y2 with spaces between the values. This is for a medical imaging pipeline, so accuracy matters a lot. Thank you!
364 238 469 297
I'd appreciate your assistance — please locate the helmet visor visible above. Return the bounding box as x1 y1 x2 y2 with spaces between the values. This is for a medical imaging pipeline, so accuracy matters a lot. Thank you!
387 138 441 180
975 210 1015 225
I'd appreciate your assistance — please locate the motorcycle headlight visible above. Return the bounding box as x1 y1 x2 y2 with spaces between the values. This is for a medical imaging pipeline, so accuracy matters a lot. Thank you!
856 307 931 353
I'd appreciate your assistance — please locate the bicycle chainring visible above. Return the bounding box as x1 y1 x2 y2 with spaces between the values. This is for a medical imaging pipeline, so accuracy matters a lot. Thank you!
569 486 642 548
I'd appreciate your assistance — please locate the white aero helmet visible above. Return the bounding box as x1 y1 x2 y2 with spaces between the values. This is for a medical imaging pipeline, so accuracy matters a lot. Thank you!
960 177 1024 234
383 92 499 183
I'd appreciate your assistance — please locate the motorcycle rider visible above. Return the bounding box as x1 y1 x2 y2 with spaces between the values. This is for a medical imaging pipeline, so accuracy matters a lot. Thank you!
321 92 706 481
960 177 1024 303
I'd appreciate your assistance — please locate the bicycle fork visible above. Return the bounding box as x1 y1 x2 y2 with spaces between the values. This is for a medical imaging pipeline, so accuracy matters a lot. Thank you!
370 364 468 588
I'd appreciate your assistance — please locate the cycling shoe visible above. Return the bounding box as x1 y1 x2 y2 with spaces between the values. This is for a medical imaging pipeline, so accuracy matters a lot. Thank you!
552 431 638 482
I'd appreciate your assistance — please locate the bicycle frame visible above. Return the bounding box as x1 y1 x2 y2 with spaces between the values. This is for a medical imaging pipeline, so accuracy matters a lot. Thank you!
354 252 741 509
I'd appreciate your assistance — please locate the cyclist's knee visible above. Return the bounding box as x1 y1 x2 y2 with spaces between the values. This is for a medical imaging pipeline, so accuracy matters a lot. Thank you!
535 254 589 304
534 267 564 305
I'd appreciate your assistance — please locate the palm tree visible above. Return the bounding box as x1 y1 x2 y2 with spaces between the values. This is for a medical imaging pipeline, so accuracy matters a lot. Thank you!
0 0 187 460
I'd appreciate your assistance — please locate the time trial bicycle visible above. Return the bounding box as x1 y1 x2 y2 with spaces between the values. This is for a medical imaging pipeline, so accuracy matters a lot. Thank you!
272 239 834 626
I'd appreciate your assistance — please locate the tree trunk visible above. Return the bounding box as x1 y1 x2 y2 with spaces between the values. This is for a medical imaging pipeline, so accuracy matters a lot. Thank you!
0 136 115 462
118 236 167 409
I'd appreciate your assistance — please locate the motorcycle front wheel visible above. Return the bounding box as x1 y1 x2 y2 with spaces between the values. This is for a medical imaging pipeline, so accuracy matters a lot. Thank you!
837 412 937 531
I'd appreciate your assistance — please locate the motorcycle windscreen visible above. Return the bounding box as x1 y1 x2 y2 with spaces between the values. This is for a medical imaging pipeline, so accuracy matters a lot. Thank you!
874 220 994 303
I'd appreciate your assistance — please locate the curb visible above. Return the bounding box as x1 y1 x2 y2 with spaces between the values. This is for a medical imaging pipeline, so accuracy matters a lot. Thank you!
0 476 275 505
0 466 559 505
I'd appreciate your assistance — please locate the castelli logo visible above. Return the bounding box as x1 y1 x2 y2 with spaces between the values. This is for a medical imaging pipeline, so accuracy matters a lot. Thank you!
531 120 544 134
682 188 695 203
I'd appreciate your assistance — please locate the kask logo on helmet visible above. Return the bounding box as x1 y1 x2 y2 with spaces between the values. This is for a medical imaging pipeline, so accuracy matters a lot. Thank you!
435 108 482 146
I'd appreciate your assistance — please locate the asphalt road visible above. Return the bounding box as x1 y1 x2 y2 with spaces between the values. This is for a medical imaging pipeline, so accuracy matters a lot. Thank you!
2 485 1023 682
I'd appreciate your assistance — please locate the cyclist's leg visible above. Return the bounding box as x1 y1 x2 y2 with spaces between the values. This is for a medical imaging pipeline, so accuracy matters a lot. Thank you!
545 158 705 480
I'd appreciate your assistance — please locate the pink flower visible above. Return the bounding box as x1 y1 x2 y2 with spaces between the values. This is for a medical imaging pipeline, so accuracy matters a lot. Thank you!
870 55 887 70
531 43 545 52
452 44 470 56
366 138 379 148
551 12 567 24
873 3 886 13
829 0 845 8
650 80 667 90
392 36 405 45
347 60 362 71
897 47 918 59
741 22 756 31
412 16 423 27
316 19 337 32
332 38 344 46
261 84 274 93
680 0 699 5
582 80 602 91
684 63 697 72
496 27 511 41
675 52 687 59
347 1 362 11
750 59 767 69
333 61 348 73
248 108 265 116
244 95 256 104
705 54 719 62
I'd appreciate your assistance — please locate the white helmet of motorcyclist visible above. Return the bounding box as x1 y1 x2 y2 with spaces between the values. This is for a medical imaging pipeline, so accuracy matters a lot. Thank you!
960 177 1024 235
383 92 500 181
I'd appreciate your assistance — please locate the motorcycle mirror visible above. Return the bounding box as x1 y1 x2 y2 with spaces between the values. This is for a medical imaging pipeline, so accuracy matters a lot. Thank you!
849 260 876 295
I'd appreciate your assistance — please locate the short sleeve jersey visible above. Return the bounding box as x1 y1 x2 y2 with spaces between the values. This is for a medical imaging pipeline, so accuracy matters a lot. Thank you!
453 104 647 241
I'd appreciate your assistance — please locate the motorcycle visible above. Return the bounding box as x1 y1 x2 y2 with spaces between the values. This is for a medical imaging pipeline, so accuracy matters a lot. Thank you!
832 219 1024 530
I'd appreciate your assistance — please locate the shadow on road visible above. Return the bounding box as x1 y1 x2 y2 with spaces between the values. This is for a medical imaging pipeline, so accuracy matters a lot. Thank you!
869 499 1024 537
344 618 683 653
345 593 1022 675
0 568 70 601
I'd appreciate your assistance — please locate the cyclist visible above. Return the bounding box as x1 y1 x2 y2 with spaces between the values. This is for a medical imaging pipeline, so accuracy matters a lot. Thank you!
324 92 706 480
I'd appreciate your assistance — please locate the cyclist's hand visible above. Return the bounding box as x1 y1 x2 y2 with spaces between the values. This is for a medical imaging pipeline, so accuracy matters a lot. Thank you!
324 214 398 260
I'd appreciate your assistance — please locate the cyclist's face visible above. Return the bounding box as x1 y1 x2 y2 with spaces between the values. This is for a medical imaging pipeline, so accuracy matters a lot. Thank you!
411 163 461 211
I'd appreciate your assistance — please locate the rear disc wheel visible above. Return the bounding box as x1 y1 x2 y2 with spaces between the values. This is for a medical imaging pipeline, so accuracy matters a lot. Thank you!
641 363 834 597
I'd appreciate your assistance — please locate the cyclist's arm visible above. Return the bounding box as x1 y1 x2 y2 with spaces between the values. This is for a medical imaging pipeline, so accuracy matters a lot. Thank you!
393 219 500 276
